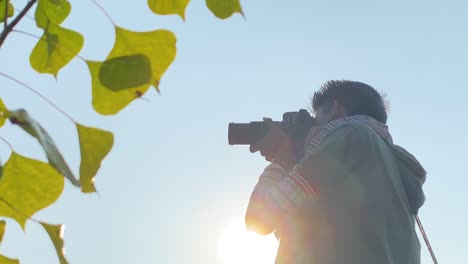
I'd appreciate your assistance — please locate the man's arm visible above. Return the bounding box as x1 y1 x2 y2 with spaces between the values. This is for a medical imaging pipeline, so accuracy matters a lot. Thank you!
245 125 360 235
245 163 290 235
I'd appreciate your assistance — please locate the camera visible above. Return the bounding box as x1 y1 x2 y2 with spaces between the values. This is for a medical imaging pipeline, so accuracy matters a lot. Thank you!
228 109 315 145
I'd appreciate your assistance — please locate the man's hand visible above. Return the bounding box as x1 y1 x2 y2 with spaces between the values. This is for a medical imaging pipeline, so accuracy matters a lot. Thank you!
249 118 299 170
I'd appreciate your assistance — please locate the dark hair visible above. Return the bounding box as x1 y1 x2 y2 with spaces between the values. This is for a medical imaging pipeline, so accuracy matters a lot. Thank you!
312 80 388 123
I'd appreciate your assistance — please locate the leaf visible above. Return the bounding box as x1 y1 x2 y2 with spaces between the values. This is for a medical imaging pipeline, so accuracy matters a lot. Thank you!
0 98 9 128
109 27 176 90
99 54 152 91
29 22 84 77
87 27 176 115
86 60 143 115
206 0 243 19
0 0 14 22
0 255 19 264
0 153 64 229
41 222 69 264
148 0 190 20
77 124 114 193
8 109 81 187
35 0 71 28
0 221 19 264
0 221 4 242
34 3 49 29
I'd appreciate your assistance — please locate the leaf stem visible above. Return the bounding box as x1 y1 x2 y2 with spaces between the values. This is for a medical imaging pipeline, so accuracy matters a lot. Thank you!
0 0 37 48
90 0 116 25
14 7 35 22
0 72 77 123
0 136 12 152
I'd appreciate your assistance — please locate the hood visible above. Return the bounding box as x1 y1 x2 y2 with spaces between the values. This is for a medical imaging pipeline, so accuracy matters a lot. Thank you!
306 115 426 215
391 145 426 215
338 116 426 215
356 117 427 215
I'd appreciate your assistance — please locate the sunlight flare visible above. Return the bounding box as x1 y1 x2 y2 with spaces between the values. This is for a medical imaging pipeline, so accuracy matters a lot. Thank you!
218 218 278 264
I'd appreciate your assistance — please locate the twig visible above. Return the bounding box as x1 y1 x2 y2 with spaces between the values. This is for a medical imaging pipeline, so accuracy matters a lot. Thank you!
14 7 35 22
11 29 87 62
0 0 37 48
0 136 13 152
90 0 115 25
12 29 42 39
0 72 77 123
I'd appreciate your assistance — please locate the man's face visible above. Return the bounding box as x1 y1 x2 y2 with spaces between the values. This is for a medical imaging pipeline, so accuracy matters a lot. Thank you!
314 102 347 126
314 104 333 126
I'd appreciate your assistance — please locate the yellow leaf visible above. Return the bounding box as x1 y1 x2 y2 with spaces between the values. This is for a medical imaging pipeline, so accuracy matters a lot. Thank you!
0 98 9 128
206 0 243 19
0 221 4 242
148 0 191 20
0 153 64 229
41 222 69 264
109 27 176 90
77 124 114 193
87 60 145 115
88 27 176 115
35 0 71 28
29 22 84 77
0 255 19 264
0 0 14 22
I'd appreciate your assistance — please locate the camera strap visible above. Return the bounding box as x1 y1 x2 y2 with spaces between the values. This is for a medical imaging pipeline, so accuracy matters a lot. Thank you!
416 216 438 264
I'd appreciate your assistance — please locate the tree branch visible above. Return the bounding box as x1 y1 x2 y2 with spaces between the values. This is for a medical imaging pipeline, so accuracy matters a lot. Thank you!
0 0 37 48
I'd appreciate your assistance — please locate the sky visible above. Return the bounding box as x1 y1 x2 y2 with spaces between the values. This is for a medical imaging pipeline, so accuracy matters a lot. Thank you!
0 0 467 263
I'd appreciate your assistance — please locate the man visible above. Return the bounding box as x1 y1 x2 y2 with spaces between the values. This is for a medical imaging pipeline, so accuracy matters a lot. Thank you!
245 80 426 264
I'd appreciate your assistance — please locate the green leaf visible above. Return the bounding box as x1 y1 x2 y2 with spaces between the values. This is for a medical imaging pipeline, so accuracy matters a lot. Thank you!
86 60 144 115
77 124 114 193
30 23 84 77
0 221 19 264
8 109 81 187
35 0 71 27
0 0 14 22
99 54 152 91
148 0 190 20
0 153 64 229
41 222 69 264
87 27 176 115
206 0 243 19
0 98 9 128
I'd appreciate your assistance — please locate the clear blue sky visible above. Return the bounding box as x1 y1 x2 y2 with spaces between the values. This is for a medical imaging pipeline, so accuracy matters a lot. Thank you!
0 0 466 263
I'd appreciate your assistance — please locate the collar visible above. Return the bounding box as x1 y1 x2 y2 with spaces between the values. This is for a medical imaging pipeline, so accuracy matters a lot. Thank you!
305 115 392 154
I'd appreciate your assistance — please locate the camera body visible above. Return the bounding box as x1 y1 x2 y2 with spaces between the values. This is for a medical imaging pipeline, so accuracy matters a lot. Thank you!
228 109 315 145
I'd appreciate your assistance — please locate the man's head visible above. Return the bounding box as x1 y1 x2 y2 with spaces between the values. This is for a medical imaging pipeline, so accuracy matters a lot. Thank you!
311 80 388 125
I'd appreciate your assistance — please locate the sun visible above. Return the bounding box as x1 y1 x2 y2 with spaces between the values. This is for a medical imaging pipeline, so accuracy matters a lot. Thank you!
218 217 279 264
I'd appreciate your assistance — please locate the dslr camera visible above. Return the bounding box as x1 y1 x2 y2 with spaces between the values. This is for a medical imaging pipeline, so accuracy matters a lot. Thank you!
228 109 315 146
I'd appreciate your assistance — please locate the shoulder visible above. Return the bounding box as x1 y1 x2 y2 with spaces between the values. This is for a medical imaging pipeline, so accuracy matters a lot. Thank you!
305 122 376 155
